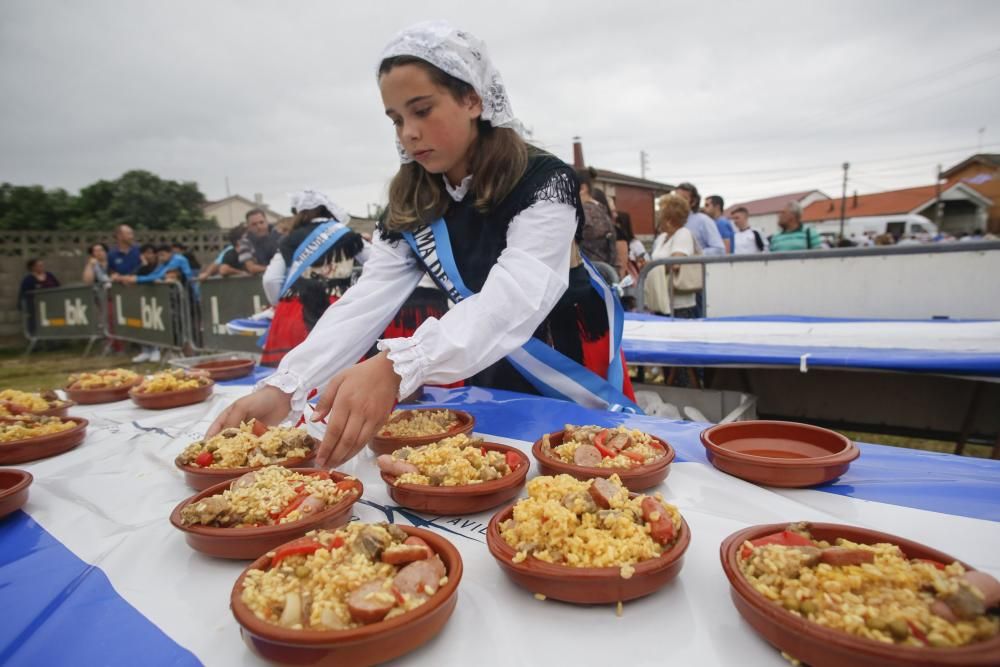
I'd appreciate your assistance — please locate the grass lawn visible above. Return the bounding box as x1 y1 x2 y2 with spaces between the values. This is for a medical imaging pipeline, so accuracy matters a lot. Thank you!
0 342 166 393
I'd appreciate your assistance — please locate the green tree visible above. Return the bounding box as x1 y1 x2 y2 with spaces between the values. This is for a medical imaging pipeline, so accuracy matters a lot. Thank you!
0 170 217 231
0 183 76 230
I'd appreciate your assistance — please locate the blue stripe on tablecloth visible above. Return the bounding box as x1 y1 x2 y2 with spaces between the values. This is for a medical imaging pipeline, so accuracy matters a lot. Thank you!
0 512 200 667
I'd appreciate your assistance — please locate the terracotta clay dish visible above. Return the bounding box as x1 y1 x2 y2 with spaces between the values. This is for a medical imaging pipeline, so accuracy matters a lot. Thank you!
0 417 88 465
169 468 363 559
369 408 475 456
0 389 74 418
379 441 529 515
130 380 214 410
721 522 1000 667
701 420 859 487
0 469 33 519
486 475 690 604
531 427 675 491
230 525 463 666
65 376 141 404
193 358 255 381
175 421 318 490
177 452 316 491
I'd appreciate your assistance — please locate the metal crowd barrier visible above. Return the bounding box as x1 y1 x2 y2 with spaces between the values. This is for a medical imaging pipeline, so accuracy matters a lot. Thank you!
24 284 106 355
194 276 269 353
105 282 192 350
25 277 269 356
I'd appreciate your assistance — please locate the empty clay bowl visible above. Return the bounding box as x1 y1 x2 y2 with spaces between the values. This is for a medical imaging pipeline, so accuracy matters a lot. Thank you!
65 379 140 404
701 421 859 487
130 380 214 410
380 442 529 515
720 522 1000 667
0 469 33 519
193 358 255 381
175 450 317 491
169 469 363 559
531 429 675 491
369 409 475 456
230 526 463 666
0 417 88 465
486 501 690 604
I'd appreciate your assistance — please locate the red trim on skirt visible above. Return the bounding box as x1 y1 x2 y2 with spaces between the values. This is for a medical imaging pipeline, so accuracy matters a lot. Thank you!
579 329 637 402
260 296 338 367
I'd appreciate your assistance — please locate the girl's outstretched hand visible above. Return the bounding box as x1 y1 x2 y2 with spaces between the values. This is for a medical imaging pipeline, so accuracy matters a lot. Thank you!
205 385 292 438
311 350 401 468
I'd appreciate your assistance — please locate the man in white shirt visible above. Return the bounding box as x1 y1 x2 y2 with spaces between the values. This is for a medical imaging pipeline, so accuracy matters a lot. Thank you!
730 206 766 255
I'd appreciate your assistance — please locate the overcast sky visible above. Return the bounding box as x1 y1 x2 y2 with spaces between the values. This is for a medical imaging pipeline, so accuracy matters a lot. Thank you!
2 0 999 218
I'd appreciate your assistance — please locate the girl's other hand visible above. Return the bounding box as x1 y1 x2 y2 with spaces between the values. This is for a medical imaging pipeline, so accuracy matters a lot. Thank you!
206 385 292 437
311 351 401 467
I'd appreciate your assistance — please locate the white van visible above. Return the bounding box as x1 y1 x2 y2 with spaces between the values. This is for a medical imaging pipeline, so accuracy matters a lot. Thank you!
813 214 938 243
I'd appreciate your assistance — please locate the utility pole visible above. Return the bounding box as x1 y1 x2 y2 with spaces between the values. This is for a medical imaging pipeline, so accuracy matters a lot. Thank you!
935 164 944 228
640 150 649 180
838 162 849 241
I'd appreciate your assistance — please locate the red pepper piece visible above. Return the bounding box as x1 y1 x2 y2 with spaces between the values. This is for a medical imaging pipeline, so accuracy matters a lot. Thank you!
194 451 213 467
906 620 929 645
505 451 521 470
270 538 322 568
622 450 647 463
274 493 310 520
335 480 361 494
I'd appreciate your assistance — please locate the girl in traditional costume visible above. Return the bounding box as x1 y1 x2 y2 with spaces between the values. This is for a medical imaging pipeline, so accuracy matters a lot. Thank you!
210 21 637 465
260 190 365 366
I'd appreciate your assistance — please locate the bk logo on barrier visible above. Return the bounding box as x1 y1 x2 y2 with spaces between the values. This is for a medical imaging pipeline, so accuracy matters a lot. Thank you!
39 298 89 327
115 295 165 331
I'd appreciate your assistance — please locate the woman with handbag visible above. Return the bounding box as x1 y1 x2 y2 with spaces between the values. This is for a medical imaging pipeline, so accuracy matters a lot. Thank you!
644 194 701 318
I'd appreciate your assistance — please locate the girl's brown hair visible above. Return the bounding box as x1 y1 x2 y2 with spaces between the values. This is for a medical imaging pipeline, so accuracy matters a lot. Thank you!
378 56 528 232
656 194 691 233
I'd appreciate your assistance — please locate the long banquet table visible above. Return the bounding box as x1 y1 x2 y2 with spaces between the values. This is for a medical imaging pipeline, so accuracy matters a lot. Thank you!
2 375 999 666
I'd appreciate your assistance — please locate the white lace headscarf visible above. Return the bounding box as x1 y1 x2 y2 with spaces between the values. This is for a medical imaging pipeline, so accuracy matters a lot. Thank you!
377 20 525 163
288 189 350 224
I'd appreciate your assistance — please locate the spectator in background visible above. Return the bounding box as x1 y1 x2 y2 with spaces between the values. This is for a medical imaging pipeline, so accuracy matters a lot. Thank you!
615 211 647 310
237 208 280 274
577 169 617 267
127 244 162 363
82 242 111 286
172 242 201 271
769 201 822 251
199 225 249 280
645 195 697 317
703 195 735 254
18 258 60 334
114 244 193 285
107 224 141 276
673 182 725 256
730 206 766 255
137 243 159 276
